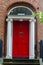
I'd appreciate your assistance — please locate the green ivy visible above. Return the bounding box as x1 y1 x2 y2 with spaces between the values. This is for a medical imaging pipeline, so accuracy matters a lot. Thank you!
32 10 43 23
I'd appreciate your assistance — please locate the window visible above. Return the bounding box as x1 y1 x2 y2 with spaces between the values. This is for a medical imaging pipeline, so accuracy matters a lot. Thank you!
8 6 33 16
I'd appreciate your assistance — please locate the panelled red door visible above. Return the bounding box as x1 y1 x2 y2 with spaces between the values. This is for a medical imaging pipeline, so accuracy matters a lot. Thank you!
12 20 29 58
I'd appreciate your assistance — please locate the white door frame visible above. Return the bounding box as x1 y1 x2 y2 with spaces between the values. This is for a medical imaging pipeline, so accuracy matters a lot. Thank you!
6 16 36 59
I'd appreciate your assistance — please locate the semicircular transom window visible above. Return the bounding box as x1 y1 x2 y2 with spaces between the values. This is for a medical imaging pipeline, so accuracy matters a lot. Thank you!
8 6 33 16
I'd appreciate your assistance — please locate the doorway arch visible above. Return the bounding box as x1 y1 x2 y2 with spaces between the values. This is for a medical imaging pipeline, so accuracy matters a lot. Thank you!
6 4 36 59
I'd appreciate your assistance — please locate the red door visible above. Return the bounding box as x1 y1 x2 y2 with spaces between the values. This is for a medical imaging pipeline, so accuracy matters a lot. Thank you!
12 20 29 58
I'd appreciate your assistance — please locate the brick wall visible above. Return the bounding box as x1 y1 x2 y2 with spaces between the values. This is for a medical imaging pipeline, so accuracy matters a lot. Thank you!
0 0 43 58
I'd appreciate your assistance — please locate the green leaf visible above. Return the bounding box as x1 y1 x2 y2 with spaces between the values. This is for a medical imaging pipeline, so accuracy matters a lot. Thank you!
36 10 43 23
32 10 43 23
39 11 43 23
32 12 35 16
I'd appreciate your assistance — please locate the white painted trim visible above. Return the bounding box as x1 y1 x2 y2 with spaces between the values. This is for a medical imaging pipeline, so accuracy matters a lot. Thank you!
8 15 35 20
29 19 36 59
12 20 13 58
6 19 13 59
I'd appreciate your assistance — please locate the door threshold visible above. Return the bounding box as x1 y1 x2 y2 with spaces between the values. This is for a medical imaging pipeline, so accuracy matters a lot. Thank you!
13 57 29 60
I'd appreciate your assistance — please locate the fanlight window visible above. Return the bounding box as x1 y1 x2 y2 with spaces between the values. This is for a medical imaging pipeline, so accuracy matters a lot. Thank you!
8 6 33 16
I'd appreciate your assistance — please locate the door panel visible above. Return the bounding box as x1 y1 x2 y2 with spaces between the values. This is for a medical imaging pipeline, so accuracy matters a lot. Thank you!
12 20 29 58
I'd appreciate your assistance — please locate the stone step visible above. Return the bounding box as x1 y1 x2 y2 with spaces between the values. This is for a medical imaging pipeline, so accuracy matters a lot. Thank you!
3 63 40 65
3 59 40 65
